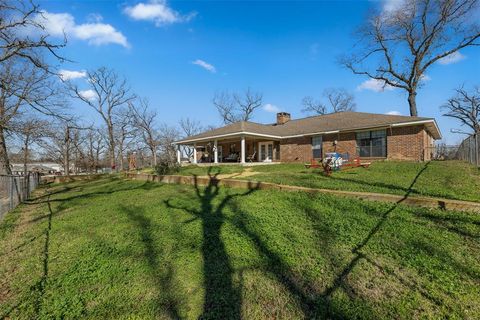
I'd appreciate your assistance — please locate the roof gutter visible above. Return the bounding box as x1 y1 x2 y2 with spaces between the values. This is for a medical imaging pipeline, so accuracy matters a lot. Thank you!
390 119 442 139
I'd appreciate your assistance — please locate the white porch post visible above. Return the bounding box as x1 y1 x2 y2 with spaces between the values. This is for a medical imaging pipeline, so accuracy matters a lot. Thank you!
176 145 181 164
193 143 197 164
240 135 246 164
214 140 218 164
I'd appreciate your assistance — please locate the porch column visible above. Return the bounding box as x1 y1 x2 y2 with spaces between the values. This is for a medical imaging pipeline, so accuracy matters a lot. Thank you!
176 145 181 164
193 143 197 164
214 140 218 164
240 135 246 164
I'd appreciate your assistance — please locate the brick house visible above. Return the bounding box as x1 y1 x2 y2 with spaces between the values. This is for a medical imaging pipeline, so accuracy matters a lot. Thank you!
175 111 441 163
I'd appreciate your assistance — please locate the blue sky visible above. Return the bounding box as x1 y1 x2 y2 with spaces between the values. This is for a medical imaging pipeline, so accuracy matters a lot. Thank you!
38 0 480 144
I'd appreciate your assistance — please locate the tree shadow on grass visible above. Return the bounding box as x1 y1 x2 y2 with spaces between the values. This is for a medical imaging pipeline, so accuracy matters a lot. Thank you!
164 168 259 319
412 209 480 239
121 204 182 319
24 179 162 225
319 162 440 313
29 191 55 318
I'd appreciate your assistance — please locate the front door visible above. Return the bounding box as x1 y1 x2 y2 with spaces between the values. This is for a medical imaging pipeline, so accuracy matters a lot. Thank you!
259 142 274 162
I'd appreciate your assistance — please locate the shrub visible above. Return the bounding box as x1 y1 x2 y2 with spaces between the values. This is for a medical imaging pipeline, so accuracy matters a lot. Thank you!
154 158 180 175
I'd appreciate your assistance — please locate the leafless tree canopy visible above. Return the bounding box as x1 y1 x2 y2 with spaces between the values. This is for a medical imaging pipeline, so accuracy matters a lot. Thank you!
301 96 326 115
157 123 180 164
341 0 480 116
302 88 356 115
213 88 263 124
0 0 66 71
130 98 161 166
14 116 49 176
442 86 480 134
0 59 64 174
69 67 136 171
179 117 204 137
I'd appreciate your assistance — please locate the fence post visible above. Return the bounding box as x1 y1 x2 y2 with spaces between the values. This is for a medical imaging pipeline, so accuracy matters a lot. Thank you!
475 133 479 167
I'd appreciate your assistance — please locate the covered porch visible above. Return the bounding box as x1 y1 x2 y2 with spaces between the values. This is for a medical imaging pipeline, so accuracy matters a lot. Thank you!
176 134 281 164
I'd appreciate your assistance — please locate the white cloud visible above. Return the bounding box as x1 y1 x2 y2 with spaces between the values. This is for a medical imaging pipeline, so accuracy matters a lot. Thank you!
192 59 216 73
263 103 280 113
124 0 196 26
33 11 129 48
357 79 395 92
386 110 402 115
420 74 431 82
59 69 87 81
79 89 96 101
437 51 466 65
382 0 406 14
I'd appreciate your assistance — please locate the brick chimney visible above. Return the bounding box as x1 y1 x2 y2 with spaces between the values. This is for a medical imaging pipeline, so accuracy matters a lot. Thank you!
276 112 291 125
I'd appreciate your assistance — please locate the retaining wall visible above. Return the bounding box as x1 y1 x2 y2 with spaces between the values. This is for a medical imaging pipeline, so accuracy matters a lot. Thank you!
125 173 480 213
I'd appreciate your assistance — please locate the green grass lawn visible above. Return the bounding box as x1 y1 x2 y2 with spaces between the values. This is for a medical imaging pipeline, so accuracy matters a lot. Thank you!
1 176 479 319
177 161 480 202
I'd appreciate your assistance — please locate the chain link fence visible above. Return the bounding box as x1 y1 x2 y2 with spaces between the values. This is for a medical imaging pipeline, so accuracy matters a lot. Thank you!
457 134 480 167
0 173 40 220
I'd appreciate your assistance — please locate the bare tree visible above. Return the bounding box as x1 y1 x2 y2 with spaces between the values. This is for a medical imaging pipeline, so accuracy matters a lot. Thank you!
341 0 480 116
15 116 49 176
157 124 180 163
0 59 64 174
178 117 204 160
324 88 356 113
179 117 203 137
213 88 263 124
130 99 160 166
39 120 80 176
114 108 136 170
0 0 66 71
302 88 356 115
442 86 480 134
85 128 106 173
69 67 135 171
301 96 326 115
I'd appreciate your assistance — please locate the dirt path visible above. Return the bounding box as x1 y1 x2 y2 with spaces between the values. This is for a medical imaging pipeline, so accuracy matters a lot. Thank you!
202 167 266 180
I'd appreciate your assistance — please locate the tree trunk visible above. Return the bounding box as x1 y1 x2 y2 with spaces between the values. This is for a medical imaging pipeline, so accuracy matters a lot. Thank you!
107 126 116 172
65 127 70 177
408 91 418 117
152 147 157 166
64 145 70 177
0 126 12 175
119 149 124 171
109 144 115 172
23 139 29 177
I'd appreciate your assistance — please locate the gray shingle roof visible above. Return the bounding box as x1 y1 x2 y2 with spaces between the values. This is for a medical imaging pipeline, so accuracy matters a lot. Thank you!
176 111 441 143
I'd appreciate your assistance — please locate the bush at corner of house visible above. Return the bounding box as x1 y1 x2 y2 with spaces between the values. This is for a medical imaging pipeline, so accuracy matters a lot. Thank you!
154 159 180 176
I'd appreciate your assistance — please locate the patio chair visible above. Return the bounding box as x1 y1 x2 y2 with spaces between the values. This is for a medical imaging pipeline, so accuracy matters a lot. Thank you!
224 153 239 162
246 151 256 162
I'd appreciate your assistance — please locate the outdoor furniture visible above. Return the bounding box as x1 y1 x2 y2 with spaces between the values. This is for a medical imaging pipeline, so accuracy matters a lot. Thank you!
342 156 371 169
304 158 322 168
224 153 239 162
246 152 256 162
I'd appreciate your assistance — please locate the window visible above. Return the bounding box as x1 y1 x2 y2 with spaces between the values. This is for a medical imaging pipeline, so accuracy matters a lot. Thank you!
312 136 322 158
356 130 386 157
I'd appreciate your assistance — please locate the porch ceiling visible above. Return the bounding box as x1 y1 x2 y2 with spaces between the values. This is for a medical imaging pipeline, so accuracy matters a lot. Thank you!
177 134 280 146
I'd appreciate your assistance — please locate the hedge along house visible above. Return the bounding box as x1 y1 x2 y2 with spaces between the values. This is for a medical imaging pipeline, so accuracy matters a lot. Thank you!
174 111 442 164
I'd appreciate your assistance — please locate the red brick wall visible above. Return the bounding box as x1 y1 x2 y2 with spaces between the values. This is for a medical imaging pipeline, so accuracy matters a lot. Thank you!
387 125 424 161
280 137 312 162
322 132 357 156
278 125 429 163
